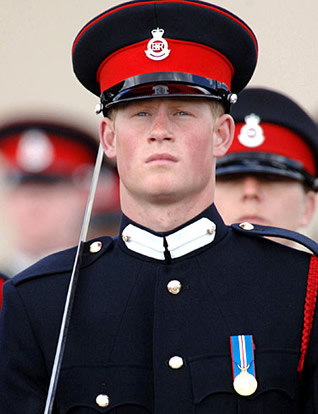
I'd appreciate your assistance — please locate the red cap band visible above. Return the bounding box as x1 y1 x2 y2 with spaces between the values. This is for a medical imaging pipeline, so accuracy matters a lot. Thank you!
0 133 96 177
229 122 316 175
97 39 234 93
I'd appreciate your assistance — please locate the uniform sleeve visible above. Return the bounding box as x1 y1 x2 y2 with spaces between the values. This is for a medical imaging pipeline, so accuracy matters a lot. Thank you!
0 280 48 412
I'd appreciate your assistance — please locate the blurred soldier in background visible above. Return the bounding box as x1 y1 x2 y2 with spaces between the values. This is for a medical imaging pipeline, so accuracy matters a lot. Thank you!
88 163 121 239
0 119 100 276
215 88 318 241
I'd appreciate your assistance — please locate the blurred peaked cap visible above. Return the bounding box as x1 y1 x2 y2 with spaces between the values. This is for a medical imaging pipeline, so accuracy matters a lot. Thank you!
72 0 258 109
217 88 318 190
0 119 99 182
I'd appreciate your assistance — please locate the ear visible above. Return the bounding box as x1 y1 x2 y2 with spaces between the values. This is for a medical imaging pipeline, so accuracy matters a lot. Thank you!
212 114 235 158
300 190 316 228
100 117 117 159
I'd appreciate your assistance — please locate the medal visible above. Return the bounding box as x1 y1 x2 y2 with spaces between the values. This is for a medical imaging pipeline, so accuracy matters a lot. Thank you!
230 335 258 396
233 365 258 396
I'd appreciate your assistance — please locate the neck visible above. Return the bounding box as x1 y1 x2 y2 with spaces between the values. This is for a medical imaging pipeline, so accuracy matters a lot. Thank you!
120 191 214 232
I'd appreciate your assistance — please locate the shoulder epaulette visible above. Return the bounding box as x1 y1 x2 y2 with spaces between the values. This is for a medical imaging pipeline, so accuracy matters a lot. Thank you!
13 236 114 286
232 222 318 256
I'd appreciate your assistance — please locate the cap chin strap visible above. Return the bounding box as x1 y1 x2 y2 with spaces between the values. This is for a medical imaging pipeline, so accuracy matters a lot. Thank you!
97 72 237 114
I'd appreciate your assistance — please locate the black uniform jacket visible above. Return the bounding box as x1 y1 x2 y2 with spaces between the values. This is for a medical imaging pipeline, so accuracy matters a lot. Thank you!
0 204 318 413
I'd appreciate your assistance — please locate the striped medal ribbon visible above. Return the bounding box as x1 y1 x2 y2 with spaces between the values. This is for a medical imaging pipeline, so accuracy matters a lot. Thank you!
230 334 258 396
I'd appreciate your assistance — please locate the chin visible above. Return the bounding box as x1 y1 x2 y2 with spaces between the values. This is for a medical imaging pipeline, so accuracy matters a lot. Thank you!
146 176 178 193
148 190 178 204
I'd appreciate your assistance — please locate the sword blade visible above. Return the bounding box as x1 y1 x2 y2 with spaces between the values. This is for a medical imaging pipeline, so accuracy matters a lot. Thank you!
43 143 104 414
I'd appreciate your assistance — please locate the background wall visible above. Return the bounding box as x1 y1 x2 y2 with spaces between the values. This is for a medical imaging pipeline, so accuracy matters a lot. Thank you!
1 0 318 237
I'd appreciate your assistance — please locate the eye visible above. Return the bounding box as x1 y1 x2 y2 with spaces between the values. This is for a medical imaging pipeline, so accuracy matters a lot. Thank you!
135 111 150 117
175 111 190 116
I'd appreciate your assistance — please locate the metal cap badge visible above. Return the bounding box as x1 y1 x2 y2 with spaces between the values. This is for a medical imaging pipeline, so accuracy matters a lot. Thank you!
145 28 170 61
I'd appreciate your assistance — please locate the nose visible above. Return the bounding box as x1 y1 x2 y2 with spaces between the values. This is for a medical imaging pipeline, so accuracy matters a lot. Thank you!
148 108 174 143
241 176 263 200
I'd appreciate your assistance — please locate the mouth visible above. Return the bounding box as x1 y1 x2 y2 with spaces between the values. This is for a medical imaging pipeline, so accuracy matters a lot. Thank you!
145 153 178 164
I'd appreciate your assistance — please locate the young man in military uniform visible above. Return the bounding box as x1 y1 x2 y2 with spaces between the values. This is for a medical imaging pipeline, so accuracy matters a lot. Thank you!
0 1 318 413
215 87 318 237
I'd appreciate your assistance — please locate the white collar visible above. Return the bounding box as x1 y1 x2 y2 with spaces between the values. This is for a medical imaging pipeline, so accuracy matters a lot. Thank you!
121 217 216 260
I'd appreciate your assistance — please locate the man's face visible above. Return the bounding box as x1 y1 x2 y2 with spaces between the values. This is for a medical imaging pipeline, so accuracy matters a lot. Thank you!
5 182 87 254
215 173 316 231
101 98 231 208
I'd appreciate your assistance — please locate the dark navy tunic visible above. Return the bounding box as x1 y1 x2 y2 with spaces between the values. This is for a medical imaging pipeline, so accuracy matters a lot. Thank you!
0 204 317 413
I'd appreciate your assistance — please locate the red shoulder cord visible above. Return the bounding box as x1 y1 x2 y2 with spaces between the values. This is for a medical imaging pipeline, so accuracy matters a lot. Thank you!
298 255 318 375
0 277 6 310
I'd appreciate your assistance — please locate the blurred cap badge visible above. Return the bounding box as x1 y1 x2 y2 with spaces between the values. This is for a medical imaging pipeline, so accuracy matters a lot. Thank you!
17 129 54 172
230 335 258 396
145 28 170 61
238 113 265 148
153 85 169 95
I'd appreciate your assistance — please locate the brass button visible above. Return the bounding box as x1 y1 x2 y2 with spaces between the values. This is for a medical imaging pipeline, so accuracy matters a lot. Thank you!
239 222 254 231
207 223 216 234
96 393 109 408
167 280 182 295
122 234 131 242
89 241 102 253
168 355 184 369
